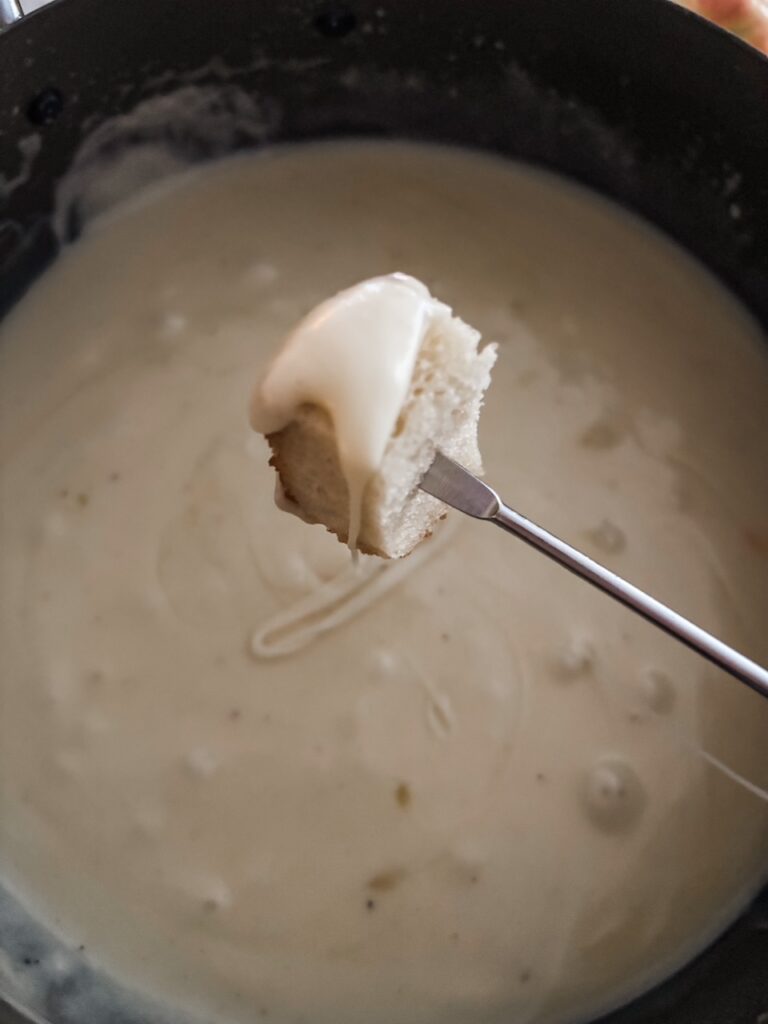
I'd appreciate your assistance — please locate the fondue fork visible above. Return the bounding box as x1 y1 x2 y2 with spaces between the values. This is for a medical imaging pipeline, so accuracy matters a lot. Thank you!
419 451 768 698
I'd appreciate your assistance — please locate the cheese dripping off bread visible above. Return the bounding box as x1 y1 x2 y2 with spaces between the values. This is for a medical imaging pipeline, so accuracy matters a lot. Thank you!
250 274 496 558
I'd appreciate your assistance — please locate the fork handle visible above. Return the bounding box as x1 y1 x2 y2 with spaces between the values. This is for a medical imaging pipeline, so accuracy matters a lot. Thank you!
493 502 768 699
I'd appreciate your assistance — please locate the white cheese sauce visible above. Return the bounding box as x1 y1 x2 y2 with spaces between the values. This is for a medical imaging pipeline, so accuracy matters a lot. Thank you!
0 141 767 1024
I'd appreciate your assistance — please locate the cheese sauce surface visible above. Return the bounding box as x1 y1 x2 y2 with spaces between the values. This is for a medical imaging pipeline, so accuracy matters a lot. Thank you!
1 141 767 1024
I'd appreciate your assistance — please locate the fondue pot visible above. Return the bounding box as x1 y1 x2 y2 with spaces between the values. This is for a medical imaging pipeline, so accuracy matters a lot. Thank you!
0 0 766 1022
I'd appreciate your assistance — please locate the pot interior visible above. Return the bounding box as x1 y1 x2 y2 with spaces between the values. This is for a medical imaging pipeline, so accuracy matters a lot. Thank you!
0 2 766 1023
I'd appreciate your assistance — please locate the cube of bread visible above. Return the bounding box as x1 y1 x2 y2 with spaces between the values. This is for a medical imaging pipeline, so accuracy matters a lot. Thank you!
267 304 496 558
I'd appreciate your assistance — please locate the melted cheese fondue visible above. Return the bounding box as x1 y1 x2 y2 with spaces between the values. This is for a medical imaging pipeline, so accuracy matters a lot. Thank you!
0 141 767 1024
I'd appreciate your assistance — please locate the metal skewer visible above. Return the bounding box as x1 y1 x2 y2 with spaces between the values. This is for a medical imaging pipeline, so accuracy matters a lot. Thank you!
419 451 768 699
